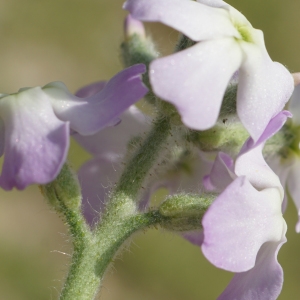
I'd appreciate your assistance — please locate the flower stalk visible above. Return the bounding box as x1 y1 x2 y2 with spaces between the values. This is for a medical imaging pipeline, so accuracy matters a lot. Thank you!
60 211 164 300
41 110 176 299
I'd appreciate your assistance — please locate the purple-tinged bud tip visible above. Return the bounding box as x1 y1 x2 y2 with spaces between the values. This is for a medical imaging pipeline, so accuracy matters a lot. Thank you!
124 14 146 40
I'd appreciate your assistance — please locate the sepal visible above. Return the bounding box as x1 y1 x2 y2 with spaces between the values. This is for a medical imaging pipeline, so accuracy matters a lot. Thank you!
40 163 82 214
158 193 214 231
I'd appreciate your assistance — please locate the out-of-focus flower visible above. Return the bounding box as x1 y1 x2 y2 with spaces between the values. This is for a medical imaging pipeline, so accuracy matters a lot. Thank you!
75 105 150 225
124 0 294 141
75 78 215 225
74 79 150 224
201 111 290 300
0 64 148 190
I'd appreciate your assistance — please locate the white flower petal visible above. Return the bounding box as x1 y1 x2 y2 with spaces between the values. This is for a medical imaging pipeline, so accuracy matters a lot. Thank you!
150 38 243 130
237 34 294 141
124 0 239 41
218 240 286 300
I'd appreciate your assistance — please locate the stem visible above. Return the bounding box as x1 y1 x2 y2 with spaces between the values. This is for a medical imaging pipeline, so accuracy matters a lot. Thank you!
59 211 163 300
59 113 172 299
114 114 171 201
53 192 92 300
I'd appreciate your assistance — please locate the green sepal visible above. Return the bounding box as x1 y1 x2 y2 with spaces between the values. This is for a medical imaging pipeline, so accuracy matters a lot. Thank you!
158 193 215 231
40 163 82 214
189 120 249 155
121 34 158 70
121 34 159 105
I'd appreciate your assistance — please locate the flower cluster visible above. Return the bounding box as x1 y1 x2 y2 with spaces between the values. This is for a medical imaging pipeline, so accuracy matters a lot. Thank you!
3 0 300 299
124 0 293 141
202 111 290 299
120 0 294 298
55 0 296 298
0 64 147 190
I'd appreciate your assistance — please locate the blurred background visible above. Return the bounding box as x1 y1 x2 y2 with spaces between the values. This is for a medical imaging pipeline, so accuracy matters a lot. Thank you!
0 0 299 299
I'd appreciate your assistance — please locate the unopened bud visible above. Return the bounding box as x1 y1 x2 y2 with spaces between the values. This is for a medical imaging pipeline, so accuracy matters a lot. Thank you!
121 15 158 69
121 15 159 105
40 163 82 215
124 14 146 40
158 193 215 232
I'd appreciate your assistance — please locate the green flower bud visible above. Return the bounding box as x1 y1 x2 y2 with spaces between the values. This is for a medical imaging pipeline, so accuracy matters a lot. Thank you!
158 193 215 232
40 163 82 215
189 120 249 155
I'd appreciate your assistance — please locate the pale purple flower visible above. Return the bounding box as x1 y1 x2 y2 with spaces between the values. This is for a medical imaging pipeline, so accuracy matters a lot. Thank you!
124 0 294 141
201 111 290 300
75 77 215 224
73 79 151 224
75 104 151 225
0 64 147 190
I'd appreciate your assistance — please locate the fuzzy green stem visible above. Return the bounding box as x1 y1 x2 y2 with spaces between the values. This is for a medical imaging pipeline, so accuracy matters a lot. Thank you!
49 190 93 300
59 211 164 300
114 114 171 201
59 114 172 299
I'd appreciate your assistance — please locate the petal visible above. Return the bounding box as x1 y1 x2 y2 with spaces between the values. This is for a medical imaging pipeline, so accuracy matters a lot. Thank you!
75 81 107 98
73 105 150 156
75 81 120 127
288 84 300 126
44 64 148 135
235 144 282 193
196 0 228 8
237 35 294 142
218 240 286 300
182 230 204 246
235 111 290 194
267 153 295 213
78 154 123 226
286 157 300 232
202 177 284 272
0 87 69 190
123 0 239 41
150 38 243 130
203 152 234 192
240 111 292 153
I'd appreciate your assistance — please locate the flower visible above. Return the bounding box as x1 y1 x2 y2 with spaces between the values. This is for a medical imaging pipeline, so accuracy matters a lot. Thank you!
75 104 150 225
124 0 294 141
201 111 290 299
75 82 214 224
73 78 150 224
0 64 148 190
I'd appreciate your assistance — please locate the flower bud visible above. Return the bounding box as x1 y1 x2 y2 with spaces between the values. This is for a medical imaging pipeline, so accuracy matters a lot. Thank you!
124 14 146 41
158 193 215 232
40 163 82 215
121 15 158 70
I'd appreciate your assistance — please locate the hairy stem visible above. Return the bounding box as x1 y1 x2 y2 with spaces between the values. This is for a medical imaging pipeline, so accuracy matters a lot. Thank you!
59 113 172 299
113 114 171 201
59 211 163 300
